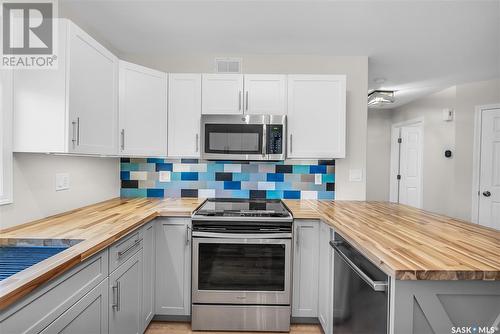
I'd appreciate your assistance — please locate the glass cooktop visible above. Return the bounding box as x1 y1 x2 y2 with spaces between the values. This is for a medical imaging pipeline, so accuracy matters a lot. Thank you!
195 198 291 218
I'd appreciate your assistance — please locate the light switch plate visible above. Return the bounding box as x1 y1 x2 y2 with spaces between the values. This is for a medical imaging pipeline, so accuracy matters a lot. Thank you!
55 173 70 191
349 169 363 182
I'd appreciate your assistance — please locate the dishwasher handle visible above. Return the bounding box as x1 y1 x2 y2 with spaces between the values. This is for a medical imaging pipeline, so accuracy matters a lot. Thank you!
330 240 388 292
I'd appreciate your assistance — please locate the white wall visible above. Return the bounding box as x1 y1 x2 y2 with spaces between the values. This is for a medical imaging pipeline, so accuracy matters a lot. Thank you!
367 78 500 220
391 87 457 216
366 109 392 201
122 54 369 200
0 154 119 230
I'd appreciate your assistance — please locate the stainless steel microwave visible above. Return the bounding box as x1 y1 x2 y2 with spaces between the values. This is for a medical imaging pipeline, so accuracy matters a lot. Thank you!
200 114 286 161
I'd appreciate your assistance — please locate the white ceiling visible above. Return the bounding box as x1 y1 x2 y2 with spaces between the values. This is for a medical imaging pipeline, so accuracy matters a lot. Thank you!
60 0 500 108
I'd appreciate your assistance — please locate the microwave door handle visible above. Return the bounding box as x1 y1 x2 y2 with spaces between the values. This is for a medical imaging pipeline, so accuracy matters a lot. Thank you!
330 241 388 292
262 124 267 158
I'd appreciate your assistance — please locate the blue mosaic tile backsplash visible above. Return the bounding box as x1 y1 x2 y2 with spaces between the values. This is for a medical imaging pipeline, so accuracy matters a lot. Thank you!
120 158 335 200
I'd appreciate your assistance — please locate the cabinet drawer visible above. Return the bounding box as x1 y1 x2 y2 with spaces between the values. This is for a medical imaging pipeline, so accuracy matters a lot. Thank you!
0 250 108 334
109 230 143 274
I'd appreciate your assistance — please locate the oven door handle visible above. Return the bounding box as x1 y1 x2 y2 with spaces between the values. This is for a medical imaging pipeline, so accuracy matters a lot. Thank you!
192 231 292 239
330 240 388 292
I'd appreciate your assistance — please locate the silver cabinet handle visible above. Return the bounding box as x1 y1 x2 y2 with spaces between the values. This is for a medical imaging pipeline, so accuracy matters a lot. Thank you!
112 282 119 310
330 241 388 292
76 117 80 146
195 133 199 152
186 225 191 245
120 129 125 151
245 91 249 111
116 281 121 311
71 120 77 148
290 134 293 153
117 238 140 258
239 91 242 111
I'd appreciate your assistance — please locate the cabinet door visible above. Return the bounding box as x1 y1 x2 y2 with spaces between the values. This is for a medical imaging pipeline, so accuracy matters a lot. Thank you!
202 74 243 114
141 222 155 331
318 222 334 334
119 61 167 156
40 278 108 334
287 75 346 158
292 220 319 318
109 249 142 334
68 22 118 155
244 74 287 115
168 74 202 157
155 218 191 316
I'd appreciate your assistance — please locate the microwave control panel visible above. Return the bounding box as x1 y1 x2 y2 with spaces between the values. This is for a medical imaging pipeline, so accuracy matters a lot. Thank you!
267 125 283 154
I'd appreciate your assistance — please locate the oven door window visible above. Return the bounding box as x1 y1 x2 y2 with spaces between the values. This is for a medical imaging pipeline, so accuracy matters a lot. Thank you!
205 124 263 154
198 243 286 291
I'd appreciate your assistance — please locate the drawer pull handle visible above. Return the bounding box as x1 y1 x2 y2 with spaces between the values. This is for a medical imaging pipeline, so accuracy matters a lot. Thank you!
117 239 140 258
111 282 120 310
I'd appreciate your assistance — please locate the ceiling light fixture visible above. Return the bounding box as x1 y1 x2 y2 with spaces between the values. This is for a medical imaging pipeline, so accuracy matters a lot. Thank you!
368 90 395 107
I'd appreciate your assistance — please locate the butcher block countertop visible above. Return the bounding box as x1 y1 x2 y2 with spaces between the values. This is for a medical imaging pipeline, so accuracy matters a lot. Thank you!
1 198 499 311
0 197 204 310
284 200 500 281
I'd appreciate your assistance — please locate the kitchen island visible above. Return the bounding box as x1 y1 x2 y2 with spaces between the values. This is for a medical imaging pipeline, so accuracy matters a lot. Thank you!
285 200 500 334
1 198 499 334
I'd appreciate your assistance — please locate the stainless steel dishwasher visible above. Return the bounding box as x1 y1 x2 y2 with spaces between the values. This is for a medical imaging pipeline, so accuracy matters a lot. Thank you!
330 234 390 334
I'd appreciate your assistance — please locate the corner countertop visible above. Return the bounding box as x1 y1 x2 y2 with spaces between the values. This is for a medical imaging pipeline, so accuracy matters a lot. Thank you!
284 200 500 281
1 197 499 311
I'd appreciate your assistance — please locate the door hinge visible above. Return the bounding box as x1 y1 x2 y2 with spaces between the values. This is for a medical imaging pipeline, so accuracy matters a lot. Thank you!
397 138 402 144
397 174 401 180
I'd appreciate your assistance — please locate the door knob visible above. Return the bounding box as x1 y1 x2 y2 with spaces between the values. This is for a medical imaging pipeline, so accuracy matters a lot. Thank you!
482 191 491 197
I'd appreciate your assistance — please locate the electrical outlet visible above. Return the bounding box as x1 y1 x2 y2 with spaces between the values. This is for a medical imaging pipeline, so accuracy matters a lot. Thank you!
55 173 70 191
349 169 363 182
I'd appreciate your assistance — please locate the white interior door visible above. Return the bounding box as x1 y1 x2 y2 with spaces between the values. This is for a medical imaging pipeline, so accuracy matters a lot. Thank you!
399 125 423 208
478 108 500 229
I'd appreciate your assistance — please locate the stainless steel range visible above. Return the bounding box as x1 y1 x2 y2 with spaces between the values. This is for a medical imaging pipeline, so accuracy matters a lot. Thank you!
191 198 293 332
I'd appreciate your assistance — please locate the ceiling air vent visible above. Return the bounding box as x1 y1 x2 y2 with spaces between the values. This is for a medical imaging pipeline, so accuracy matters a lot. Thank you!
215 58 242 73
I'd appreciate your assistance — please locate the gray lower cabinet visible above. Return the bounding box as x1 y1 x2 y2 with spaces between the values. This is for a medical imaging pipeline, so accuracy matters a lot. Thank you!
109 249 143 334
141 221 155 331
40 278 109 334
317 222 334 334
0 250 108 334
292 219 320 318
155 217 192 316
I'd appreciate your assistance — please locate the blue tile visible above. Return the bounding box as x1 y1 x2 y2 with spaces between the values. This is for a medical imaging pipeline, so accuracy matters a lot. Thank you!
181 172 199 181
267 173 284 182
249 173 266 181
318 191 334 200
198 172 215 181
206 181 224 189
292 165 309 174
224 181 241 190
121 188 147 197
147 189 164 198
310 165 327 174
147 158 164 163
322 174 335 183
283 190 301 199
207 164 224 173
274 182 293 190
156 163 173 172
231 190 250 198
121 163 139 171
120 171 130 180
233 173 250 181
171 172 182 181
266 190 283 199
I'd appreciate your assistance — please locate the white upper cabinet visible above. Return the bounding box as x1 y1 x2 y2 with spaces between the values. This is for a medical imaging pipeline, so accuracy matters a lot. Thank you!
202 74 243 114
287 75 346 159
168 74 202 157
13 19 118 155
119 61 167 157
243 75 287 115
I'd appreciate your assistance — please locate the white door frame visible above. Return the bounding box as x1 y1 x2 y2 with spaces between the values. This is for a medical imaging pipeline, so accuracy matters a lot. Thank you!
471 103 500 224
389 117 424 206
